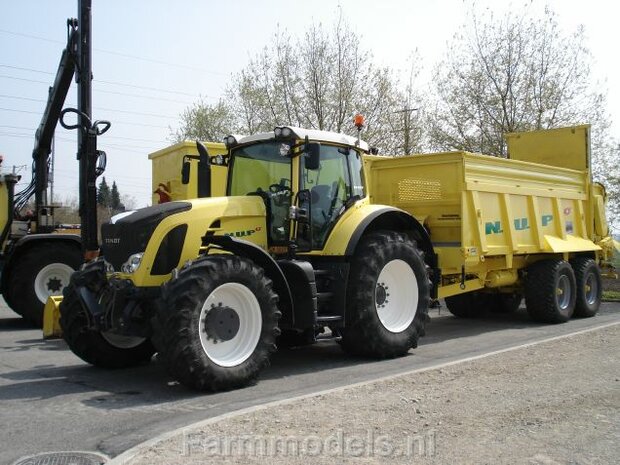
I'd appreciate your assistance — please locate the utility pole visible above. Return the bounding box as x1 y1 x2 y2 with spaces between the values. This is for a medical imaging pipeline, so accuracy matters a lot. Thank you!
394 107 418 155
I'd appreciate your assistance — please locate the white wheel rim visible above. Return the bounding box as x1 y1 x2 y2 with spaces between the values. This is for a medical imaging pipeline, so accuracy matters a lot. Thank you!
34 263 74 304
101 332 146 349
199 282 262 367
375 259 418 333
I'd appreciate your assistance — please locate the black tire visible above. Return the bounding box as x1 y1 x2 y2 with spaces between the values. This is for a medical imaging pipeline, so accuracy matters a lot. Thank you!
570 257 602 318
9 242 83 327
490 293 523 314
445 291 493 318
60 278 155 368
155 255 281 391
340 231 430 358
525 259 576 323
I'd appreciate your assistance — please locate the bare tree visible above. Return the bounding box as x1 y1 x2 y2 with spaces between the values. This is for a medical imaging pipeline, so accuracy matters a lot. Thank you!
175 16 418 154
426 4 618 229
427 6 607 156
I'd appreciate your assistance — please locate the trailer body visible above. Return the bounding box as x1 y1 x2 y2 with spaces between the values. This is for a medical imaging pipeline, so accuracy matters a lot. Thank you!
149 141 228 204
365 125 612 299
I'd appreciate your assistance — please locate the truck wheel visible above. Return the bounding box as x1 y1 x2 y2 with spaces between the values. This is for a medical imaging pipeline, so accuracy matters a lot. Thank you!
340 231 430 358
156 255 281 391
525 259 576 323
445 292 492 318
60 281 155 368
570 257 602 318
9 242 82 327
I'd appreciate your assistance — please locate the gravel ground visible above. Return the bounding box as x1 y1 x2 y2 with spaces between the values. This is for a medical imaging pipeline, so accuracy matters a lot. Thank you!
124 324 620 465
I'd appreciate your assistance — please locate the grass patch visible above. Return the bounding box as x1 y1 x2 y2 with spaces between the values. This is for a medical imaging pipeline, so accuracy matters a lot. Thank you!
603 290 620 301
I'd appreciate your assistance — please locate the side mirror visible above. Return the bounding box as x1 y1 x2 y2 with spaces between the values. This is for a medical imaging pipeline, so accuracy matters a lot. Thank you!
304 142 320 170
181 161 190 185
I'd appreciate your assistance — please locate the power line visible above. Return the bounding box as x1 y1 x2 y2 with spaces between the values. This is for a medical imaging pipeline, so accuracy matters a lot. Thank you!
0 28 227 76
0 74 194 105
0 107 172 129
0 64 203 98
0 131 156 154
0 93 182 120
0 124 170 144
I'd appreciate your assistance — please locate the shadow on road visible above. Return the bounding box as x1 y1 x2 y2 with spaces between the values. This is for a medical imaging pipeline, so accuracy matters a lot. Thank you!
0 304 617 413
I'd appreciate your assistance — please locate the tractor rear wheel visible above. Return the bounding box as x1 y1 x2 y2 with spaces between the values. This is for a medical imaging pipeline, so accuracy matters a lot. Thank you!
156 255 281 391
340 231 430 358
9 242 82 327
570 257 602 318
60 279 155 368
525 259 576 323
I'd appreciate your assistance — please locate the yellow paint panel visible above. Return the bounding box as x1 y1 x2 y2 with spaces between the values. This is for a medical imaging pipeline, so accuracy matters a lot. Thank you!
149 141 228 204
42 296 63 339
505 125 590 171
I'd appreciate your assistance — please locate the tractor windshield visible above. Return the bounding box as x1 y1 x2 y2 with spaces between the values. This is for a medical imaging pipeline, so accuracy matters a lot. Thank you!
228 141 291 244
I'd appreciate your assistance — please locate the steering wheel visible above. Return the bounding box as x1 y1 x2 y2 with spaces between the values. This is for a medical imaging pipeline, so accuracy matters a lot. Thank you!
269 183 288 194
267 183 290 207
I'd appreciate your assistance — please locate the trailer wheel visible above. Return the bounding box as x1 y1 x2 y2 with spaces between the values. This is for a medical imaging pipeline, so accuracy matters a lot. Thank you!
445 292 491 318
9 242 82 327
491 293 523 314
570 257 602 318
156 255 281 391
525 259 576 323
340 231 430 358
60 281 155 368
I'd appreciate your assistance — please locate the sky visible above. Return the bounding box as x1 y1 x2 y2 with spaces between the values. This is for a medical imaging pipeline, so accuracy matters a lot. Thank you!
0 0 618 209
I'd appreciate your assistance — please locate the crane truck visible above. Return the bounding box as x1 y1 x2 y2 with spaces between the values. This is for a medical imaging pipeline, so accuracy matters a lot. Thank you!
49 117 612 392
0 0 108 326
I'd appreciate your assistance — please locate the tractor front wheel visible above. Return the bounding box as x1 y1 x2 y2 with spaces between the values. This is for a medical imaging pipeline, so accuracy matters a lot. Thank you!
156 255 281 391
60 280 155 368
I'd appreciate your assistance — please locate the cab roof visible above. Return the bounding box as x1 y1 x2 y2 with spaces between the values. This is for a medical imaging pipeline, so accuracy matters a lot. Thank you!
237 126 370 152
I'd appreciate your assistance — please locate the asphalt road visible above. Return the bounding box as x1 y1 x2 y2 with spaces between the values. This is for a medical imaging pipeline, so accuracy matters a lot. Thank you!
1 299 619 465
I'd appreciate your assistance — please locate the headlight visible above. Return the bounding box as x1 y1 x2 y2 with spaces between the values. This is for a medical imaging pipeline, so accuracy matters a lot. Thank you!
281 127 292 137
121 252 144 273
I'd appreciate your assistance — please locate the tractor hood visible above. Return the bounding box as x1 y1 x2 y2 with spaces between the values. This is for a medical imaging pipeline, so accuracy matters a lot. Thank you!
101 196 267 286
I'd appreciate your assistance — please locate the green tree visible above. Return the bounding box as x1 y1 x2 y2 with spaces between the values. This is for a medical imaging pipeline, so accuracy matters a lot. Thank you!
173 99 235 142
97 177 110 207
110 181 122 211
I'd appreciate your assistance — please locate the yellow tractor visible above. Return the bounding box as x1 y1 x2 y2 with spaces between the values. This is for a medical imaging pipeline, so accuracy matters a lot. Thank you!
56 124 434 391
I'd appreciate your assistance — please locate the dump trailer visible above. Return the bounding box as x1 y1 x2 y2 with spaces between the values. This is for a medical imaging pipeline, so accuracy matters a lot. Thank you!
54 123 611 392
149 141 228 204
367 125 613 320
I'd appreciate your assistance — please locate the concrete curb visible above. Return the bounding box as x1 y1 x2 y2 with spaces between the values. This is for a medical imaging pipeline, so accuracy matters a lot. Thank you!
108 320 620 464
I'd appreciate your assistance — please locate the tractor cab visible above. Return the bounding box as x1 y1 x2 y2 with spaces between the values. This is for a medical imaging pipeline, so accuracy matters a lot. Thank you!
224 127 369 253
